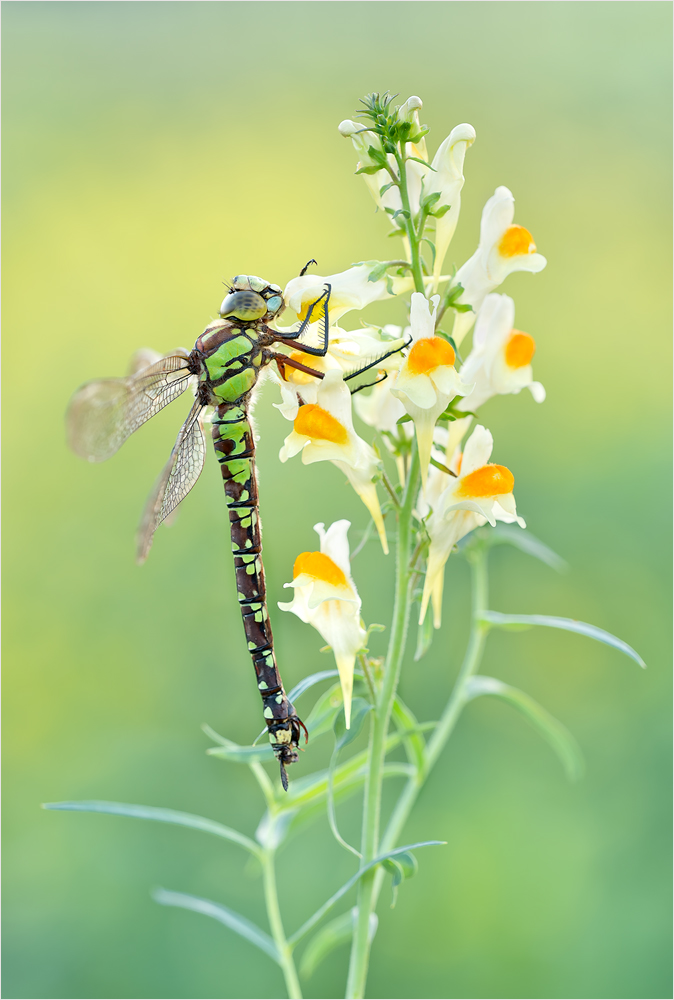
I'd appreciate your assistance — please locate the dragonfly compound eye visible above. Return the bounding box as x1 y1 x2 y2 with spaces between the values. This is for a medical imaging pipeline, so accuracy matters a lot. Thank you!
219 290 267 322
265 295 283 316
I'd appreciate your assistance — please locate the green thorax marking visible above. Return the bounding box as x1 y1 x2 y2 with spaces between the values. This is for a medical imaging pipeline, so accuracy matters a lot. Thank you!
198 323 267 405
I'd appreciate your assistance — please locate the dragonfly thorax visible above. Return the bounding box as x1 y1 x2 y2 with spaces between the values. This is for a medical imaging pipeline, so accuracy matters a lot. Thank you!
219 274 284 323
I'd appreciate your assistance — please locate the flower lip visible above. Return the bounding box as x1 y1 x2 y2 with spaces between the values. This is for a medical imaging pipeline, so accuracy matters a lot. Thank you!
406 336 456 375
293 550 349 589
498 225 536 259
505 330 536 369
456 463 514 499
294 404 348 445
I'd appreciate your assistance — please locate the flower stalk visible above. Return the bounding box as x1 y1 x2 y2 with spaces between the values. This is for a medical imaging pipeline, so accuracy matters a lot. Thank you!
262 849 303 1000
346 446 420 998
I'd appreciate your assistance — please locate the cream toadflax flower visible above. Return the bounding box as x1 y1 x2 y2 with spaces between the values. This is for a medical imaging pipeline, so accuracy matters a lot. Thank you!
283 265 417 325
420 424 525 628
279 520 366 727
279 370 389 553
423 123 476 287
391 293 473 488
451 186 547 346
460 293 545 411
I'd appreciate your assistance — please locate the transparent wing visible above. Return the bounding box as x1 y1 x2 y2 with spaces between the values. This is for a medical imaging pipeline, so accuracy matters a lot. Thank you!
136 400 207 563
66 354 192 462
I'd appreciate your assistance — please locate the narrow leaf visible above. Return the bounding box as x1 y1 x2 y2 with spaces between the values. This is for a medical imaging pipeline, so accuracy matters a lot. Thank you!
392 696 426 774
42 800 260 856
287 669 340 703
465 676 584 781
485 525 567 572
300 908 378 979
382 850 419 907
207 743 274 763
289 840 445 945
420 237 436 269
479 612 646 668
255 808 298 851
407 155 435 170
300 910 353 979
415 609 434 661
334 698 372 751
153 889 279 962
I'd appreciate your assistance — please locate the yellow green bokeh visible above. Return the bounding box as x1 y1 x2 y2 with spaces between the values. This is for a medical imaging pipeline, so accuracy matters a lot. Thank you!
2 3 671 998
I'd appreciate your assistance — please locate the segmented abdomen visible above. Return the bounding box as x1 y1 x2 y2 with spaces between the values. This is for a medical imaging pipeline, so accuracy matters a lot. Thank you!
211 402 302 780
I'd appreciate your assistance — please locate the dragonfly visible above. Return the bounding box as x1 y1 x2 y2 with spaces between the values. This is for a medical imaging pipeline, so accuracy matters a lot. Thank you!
67 268 403 789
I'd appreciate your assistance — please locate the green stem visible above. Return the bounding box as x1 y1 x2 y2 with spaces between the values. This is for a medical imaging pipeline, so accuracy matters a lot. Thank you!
377 545 490 877
262 849 302 999
396 147 425 295
345 448 420 999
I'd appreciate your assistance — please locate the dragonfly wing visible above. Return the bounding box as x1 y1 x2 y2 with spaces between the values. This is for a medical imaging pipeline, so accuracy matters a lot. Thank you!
66 354 192 462
136 400 207 563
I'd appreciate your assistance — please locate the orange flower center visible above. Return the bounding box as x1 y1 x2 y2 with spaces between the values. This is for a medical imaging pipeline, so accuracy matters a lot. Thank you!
457 463 514 498
293 551 348 588
294 403 348 444
407 336 455 375
498 225 536 258
504 330 536 369
287 351 322 385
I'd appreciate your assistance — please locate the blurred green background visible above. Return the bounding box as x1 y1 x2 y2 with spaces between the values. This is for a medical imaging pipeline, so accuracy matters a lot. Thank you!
2 3 671 998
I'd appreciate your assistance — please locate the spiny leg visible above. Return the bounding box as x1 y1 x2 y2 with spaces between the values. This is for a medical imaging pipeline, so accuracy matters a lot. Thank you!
272 353 326 382
342 337 412 384
271 284 332 357
299 259 317 276
349 371 389 395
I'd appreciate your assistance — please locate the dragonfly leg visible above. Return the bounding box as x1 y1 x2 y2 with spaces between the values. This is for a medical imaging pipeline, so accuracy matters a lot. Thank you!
272 352 326 382
349 371 389 396
299 258 318 276
271 283 332 357
342 337 412 385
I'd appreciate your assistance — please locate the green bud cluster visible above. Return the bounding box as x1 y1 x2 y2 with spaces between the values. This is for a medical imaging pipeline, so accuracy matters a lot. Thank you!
356 91 429 150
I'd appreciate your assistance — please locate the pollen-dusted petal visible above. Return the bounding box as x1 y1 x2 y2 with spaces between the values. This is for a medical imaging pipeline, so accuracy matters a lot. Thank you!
407 336 456 375
297 298 327 324
294 403 349 444
457 463 514 498
498 225 536 258
293 551 349 588
288 351 322 385
505 330 536 369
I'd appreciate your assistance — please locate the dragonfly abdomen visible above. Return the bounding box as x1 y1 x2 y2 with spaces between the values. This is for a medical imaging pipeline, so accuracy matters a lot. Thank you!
212 402 304 788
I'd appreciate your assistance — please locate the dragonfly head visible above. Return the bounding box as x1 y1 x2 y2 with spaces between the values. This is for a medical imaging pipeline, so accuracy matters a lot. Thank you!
219 275 285 323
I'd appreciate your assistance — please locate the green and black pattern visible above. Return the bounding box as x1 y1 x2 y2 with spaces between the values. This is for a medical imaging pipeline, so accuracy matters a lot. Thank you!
67 271 403 788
